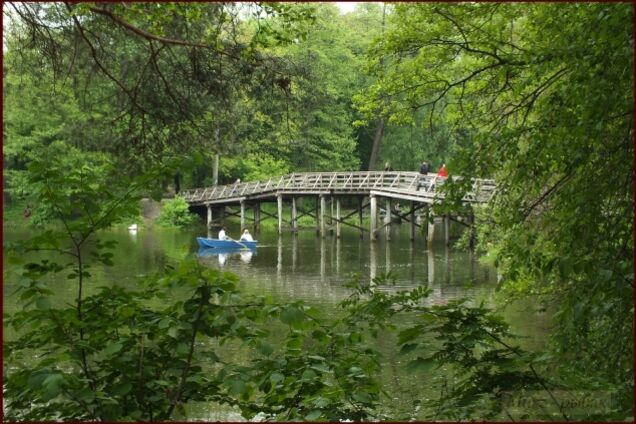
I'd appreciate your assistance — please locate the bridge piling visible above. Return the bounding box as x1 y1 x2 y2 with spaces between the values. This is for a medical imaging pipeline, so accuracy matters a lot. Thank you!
384 197 391 241
410 201 415 241
277 194 283 234
329 197 334 235
336 198 341 238
291 196 298 232
320 195 326 238
370 195 377 241
427 208 435 246
444 215 450 246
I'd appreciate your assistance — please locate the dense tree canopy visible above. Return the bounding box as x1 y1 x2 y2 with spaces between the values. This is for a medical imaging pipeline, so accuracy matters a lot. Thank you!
354 1 633 406
3 1 634 421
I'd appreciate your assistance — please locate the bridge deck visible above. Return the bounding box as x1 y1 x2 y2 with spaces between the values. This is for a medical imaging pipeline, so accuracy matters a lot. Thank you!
180 171 495 206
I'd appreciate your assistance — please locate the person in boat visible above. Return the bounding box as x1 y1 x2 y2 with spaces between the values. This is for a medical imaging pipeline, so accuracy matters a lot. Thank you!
218 226 228 240
240 229 254 242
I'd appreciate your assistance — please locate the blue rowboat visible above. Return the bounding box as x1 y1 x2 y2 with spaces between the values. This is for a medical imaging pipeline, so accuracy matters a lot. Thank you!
196 237 258 250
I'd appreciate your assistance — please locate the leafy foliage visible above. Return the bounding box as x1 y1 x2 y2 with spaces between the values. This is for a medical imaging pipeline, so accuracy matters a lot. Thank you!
156 197 197 228
355 2 634 417
4 2 633 421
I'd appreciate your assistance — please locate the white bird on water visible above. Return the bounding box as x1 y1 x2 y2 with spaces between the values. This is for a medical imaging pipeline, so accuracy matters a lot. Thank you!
128 223 138 231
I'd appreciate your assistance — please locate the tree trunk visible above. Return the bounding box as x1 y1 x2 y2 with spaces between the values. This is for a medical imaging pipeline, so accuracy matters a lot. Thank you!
368 118 385 171
368 4 388 172
213 153 219 186
213 127 220 186
174 173 181 194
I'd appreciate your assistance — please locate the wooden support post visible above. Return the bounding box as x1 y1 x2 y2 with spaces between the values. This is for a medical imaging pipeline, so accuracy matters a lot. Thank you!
386 236 391 270
409 201 415 241
316 197 320 234
427 207 435 246
336 198 341 238
444 214 450 246
370 240 377 282
320 195 326 238
358 197 364 239
277 235 283 276
291 196 298 232
207 204 213 229
384 197 391 241
277 194 283 234
330 197 334 234
240 200 245 231
370 195 377 241
220 206 225 225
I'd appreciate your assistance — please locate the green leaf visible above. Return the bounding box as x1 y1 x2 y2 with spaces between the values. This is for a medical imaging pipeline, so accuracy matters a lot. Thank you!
310 363 330 373
42 373 65 400
227 377 246 395
257 341 274 356
112 381 133 396
103 342 123 356
305 410 323 420
280 306 304 325
177 342 190 355
352 390 372 404
270 372 285 384
301 369 318 381
35 296 51 310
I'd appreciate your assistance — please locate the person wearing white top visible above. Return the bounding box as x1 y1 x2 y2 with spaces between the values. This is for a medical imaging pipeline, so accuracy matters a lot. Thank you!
240 229 254 242
218 227 228 240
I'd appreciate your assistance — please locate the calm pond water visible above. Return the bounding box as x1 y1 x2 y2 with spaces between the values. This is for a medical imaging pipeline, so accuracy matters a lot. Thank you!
3 221 550 420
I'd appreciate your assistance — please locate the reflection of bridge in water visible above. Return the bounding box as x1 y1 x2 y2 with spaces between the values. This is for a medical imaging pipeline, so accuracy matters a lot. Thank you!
196 232 493 306
181 171 496 244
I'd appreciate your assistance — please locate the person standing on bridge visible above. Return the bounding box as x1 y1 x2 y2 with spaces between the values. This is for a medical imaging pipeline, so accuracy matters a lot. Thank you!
231 178 241 196
436 163 449 188
418 161 429 189
437 164 448 179
419 161 429 175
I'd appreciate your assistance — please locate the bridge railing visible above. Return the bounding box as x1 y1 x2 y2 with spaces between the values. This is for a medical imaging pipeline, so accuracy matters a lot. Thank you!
180 172 495 204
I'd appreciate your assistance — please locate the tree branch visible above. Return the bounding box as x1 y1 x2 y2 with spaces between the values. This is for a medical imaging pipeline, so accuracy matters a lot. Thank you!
65 2 149 115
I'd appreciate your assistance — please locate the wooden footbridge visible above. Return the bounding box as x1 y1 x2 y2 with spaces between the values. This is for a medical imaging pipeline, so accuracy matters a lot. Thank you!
180 171 495 243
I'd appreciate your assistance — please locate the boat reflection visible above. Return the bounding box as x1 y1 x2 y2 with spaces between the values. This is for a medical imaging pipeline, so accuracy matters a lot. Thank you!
197 247 257 266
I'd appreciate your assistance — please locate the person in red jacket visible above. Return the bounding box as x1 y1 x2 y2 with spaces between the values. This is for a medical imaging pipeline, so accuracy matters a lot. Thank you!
437 164 448 179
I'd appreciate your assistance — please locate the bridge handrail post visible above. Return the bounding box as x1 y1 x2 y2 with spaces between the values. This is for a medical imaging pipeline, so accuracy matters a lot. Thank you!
328 173 336 189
